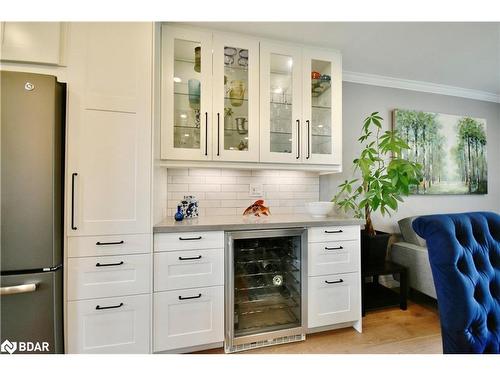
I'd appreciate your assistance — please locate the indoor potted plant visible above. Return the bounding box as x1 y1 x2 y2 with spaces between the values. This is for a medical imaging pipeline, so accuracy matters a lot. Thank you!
333 112 422 268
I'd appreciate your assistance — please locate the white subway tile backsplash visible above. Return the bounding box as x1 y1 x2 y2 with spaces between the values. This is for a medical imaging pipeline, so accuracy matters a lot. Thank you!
165 168 319 217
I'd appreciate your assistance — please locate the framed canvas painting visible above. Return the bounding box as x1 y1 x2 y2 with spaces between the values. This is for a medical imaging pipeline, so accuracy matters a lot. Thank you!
393 109 487 195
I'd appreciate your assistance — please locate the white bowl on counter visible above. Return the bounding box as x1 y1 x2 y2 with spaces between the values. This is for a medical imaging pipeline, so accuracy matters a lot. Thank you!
306 201 335 218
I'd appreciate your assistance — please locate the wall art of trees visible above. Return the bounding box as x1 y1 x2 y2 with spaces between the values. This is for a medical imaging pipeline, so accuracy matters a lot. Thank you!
393 109 487 195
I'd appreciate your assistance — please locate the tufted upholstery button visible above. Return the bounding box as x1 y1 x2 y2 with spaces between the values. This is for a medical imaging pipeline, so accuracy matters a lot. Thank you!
413 211 500 354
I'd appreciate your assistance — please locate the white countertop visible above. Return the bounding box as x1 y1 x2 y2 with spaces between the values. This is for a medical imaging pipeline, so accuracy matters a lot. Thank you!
153 214 363 233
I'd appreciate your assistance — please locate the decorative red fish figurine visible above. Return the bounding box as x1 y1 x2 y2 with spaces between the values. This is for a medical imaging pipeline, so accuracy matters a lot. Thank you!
243 200 271 217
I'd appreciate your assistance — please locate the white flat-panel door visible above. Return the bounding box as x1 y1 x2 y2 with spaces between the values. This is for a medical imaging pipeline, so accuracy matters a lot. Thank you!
302 48 342 165
308 272 360 328
260 42 303 163
66 22 152 236
154 286 224 352
67 294 151 354
212 33 259 162
161 26 213 161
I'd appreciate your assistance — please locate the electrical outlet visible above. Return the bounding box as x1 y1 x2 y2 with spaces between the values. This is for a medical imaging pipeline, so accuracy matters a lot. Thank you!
249 184 263 197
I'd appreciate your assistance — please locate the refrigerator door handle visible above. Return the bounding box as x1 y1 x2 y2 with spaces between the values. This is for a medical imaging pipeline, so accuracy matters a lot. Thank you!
0 283 37 296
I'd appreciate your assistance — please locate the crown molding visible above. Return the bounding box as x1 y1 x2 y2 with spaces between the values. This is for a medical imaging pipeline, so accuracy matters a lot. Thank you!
343 71 500 104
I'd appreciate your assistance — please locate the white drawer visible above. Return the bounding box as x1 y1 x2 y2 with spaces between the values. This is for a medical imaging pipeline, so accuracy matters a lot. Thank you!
67 254 151 300
68 234 151 257
154 248 223 292
67 294 150 354
308 272 360 329
154 286 224 352
154 231 224 252
308 225 360 243
308 240 360 276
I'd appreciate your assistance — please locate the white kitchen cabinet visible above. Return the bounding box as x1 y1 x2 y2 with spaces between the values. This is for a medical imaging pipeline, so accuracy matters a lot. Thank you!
154 286 224 352
308 240 360 276
260 43 342 165
66 22 152 236
67 294 151 354
161 26 213 161
67 234 151 258
260 42 303 163
154 231 224 252
212 33 260 162
0 22 66 65
67 254 152 300
308 272 360 328
301 48 342 165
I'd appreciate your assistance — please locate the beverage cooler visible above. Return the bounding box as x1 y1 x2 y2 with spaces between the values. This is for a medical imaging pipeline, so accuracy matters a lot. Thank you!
225 229 306 353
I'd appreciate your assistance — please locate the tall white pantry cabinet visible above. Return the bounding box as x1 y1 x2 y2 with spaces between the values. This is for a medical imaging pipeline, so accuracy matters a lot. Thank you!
65 23 153 354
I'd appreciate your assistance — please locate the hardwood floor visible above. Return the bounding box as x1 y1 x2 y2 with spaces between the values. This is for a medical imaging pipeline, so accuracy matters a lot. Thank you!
196 301 442 354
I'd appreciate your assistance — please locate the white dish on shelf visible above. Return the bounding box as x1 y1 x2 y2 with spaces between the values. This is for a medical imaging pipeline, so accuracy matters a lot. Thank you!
306 202 335 218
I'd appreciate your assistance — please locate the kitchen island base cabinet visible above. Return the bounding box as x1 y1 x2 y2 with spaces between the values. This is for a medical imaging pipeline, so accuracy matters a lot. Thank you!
153 286 224 352
67 294 151 354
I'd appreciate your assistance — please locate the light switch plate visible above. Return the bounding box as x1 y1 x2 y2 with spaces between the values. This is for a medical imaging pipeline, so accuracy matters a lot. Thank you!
249 184 263 197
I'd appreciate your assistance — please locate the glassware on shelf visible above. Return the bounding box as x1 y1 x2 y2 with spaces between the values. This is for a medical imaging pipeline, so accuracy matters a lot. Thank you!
194 46 201 72
188 79 200 109
229 80 246 107
235 117 247 134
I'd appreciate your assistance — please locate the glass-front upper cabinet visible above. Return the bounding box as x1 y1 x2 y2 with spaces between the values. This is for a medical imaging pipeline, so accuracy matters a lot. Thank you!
259 42 302 163
212 34 259 162
161 26 213 160
302 49 342 165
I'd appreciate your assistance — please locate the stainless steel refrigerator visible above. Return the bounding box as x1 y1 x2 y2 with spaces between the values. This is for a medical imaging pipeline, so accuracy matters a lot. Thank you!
1 71 65 354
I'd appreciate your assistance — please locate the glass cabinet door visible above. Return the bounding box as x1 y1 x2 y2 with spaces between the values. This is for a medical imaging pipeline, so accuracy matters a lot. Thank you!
260 42 302 163
161 26 213 160
302 49 342 165
213 34 259 162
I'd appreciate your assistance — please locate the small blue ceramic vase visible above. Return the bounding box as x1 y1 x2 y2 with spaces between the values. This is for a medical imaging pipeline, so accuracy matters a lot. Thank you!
174 205 184 222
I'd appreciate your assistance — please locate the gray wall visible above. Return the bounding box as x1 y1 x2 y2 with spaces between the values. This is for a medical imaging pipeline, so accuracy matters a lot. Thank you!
320 82 500 233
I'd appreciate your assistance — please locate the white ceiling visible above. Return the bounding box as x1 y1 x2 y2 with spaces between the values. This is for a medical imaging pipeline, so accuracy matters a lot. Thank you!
185 22 500 96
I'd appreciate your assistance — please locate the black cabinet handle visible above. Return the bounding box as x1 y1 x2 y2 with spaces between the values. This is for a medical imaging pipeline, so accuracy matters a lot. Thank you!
325 246 343 250
325 229 343 234
306 120 311 159
71 173 78 230
325 279 344 284
96 261 124 267
96 302 123 310
179 293 202 300
96 240 124 246
217 112 220 156
179 255 202 261
296 119 300 159
204 112 208 156
178 236 202 241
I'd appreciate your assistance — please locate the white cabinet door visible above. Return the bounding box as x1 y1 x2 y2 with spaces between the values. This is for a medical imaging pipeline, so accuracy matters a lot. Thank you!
308 272 360 328
67 254 152 300
154 231 224 252
308 240 360 276
67 294 151 354
302 48 342 165
0 22 65 65
212 33 259 162
154 248 224 292
260 42 303 163
154 286 224 352
161 26 213 161
66 22 152 236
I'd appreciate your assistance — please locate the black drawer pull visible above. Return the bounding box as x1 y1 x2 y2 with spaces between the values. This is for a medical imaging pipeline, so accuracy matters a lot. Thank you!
179 293 202 300
325 279 344 284
96 240 124 246
325 246 343 250
178 236 202 241
96 302 124 310
325 230 343 234
179 255 202 261
96 261 124 267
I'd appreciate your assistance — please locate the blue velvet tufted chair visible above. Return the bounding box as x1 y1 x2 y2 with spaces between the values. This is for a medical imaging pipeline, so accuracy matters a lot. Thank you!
413 212 500 354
